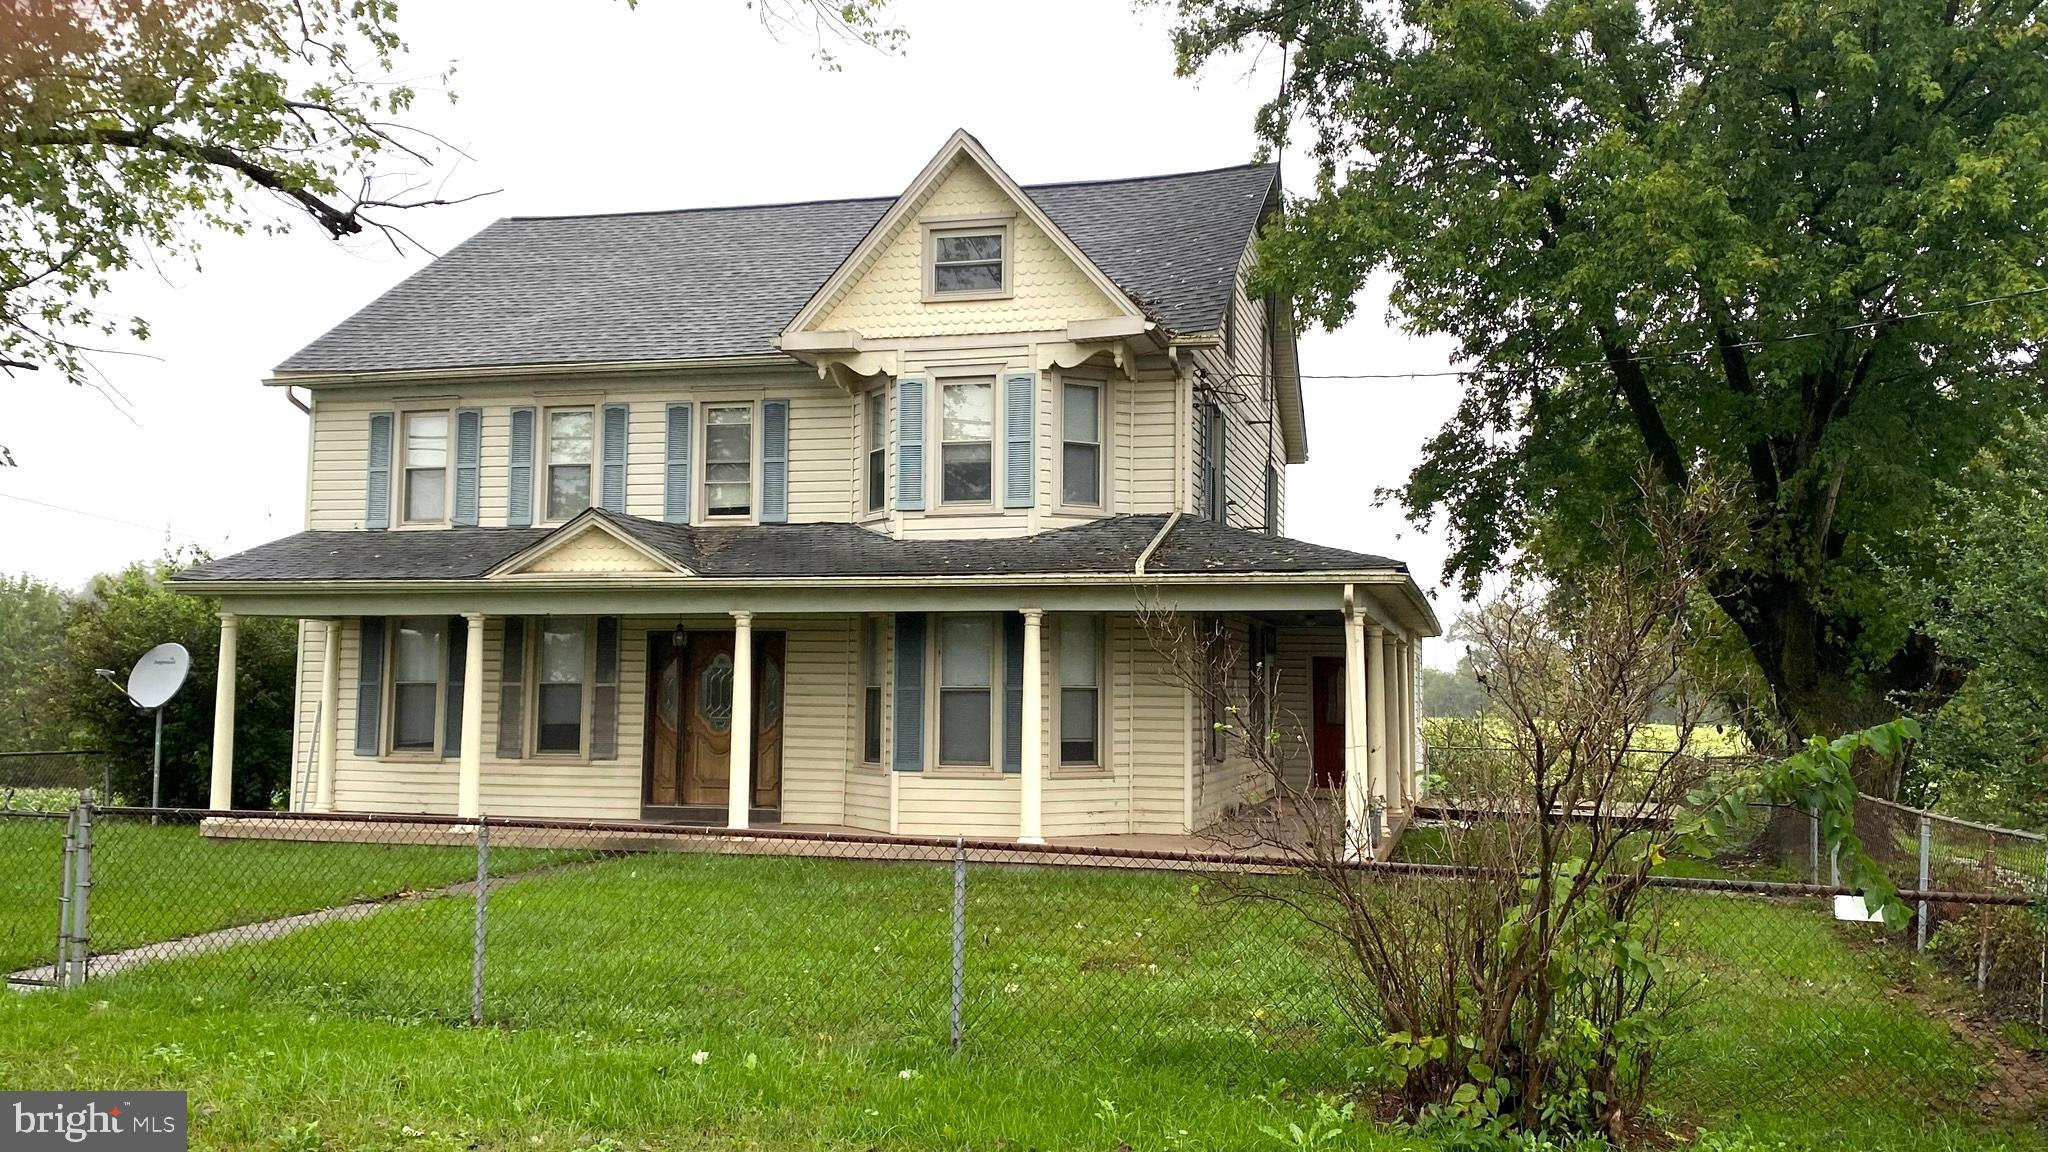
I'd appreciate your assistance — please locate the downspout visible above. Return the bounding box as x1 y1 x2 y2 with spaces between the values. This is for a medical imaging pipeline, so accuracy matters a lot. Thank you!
1135 511 1180 576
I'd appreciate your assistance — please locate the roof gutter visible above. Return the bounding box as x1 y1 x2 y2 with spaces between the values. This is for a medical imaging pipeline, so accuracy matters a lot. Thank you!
174 568 1418 596
265 352 797 389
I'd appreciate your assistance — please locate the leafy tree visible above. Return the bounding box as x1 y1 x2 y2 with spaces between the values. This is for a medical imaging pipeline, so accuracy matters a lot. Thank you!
1906 420 2048 827
1421 651 1489 717
1 0 900 460
0 572 72 751
1167 0 2048 761
59 552 295 807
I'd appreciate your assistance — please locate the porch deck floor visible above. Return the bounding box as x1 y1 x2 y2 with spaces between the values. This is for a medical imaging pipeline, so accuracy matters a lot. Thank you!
198 799 1412 867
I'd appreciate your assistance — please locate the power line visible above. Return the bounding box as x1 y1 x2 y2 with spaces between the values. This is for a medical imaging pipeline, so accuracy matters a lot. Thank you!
1240 283 2048 384
0 490 212 542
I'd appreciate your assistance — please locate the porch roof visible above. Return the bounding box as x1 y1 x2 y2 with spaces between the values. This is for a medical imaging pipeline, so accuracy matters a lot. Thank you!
173 512 1408 585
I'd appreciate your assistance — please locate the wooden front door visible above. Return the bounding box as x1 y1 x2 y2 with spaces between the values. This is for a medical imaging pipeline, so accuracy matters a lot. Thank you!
1310 656 1346 789
643 631 784 811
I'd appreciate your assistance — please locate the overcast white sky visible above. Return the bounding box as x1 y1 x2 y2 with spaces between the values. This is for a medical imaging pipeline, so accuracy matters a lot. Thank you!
0 0 1467 660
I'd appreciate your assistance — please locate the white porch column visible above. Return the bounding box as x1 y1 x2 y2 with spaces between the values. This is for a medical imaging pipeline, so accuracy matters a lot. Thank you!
1367 623 1390 835
1393 637 1413 813
1019 609 1045 845
728 611 755 830
315 618 341 812
458 613 486 819
209 613 239 811
1342 607 1370 858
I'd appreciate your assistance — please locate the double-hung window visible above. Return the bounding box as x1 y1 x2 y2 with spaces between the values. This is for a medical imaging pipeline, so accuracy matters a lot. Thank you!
940 378 995 504
937 615 995 765
390 616 444 753
1061 380 1101 506
1202 403 1226 522
861 615 884 764
546 409 594 521
865 391 887 514
929 228 1006 296
402 413 448 523
536 617 587 754
705 404 754 518
1058 615 1101 766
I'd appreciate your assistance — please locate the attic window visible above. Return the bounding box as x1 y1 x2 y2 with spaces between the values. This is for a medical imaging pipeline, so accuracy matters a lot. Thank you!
927 224 1009 298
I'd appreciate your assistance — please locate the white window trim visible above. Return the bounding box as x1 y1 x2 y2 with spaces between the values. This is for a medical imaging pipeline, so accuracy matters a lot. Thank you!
861 389 889 521
921 214 1015 303
541 405 598 526
1055 373 1109 514
383 615 448 760
1051 613 1107 775
396 407 454 529
929 612 1003 774
527 617 598 762
930 368 1003 512
699 398 762 524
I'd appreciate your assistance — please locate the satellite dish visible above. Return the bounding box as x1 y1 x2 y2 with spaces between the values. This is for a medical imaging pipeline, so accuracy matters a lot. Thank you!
126 642 191 710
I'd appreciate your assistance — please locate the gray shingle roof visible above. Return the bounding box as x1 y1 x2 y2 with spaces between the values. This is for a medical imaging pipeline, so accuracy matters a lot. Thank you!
174 513 1402 584
274 164 1278 376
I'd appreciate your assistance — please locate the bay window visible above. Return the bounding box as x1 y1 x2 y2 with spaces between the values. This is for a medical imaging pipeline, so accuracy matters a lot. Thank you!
940 378 995 503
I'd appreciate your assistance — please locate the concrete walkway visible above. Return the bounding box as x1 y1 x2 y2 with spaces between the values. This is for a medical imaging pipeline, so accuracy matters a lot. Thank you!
8 875 483 989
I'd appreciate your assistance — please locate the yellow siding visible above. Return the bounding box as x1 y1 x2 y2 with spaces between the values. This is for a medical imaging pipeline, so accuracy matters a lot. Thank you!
305 371 838 531
1188 240 1288 530
815 157 1125 339
521 530 670 574
289 610 1198 837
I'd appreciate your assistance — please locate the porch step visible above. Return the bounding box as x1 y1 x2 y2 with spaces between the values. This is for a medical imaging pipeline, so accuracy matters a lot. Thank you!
640 804 781 827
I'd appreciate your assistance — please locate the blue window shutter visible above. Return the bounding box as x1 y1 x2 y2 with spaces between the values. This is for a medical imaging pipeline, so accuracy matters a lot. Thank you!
600 403 629 513
761 398 790 523
892 613 926 771
365 412 393 530
1002 371 1035 509
1002 612 1024 773
443 615 467 755
354 616 385 756
896 377 926 512
664 403 693 523
452 408 482 527
591 617 619 760
507 408 536 527
496 619 525 759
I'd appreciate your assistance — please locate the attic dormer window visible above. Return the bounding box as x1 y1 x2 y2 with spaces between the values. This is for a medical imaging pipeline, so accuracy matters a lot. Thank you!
924 220 1012 300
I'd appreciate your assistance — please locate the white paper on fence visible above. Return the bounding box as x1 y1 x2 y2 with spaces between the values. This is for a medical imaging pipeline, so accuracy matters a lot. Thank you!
1832 894 1886 923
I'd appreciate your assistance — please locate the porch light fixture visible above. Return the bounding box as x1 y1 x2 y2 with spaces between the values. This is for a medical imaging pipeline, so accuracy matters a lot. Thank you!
671 625 688 650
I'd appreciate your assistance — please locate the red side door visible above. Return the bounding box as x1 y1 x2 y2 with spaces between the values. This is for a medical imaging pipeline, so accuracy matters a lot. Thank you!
1310 656 1346 789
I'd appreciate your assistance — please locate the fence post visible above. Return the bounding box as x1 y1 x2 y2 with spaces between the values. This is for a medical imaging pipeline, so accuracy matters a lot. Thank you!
55 806 76 989
1808 803 1821 885
470 819 489 1027
69 798 93 987
950 836 965 1053
1978 835 1995 994
1916 815 1932 953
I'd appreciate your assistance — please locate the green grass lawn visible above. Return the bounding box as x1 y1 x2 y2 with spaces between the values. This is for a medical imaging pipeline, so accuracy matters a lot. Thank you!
0 813 572 974
0 837 2039 1151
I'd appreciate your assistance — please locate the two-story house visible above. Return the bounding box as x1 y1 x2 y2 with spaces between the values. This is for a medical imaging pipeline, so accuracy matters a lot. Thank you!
175 131 1438 852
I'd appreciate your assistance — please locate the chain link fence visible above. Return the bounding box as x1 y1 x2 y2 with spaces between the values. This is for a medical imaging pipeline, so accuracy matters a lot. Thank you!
0 750 115 811
2 803 2041 1135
